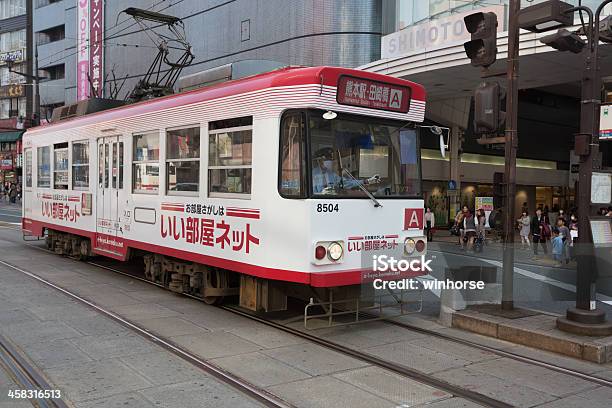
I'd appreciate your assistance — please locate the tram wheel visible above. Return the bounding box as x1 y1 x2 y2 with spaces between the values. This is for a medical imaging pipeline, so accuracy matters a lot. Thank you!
202 268 228 305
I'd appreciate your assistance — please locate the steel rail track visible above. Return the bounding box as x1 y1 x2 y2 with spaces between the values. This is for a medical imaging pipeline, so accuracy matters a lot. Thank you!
10 245 510 407
0 259 294 408
0 335 71 408
84 263 511 407
84 255 612 389
15 240 612 404
376 315 612 388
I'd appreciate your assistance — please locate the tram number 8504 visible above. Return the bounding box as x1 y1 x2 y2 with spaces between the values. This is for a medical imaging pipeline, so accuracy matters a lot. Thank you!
317 203 339 213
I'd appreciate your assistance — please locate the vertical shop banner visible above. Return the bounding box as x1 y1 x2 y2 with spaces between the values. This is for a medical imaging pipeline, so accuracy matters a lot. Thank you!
90 0 104 98
475 197 494 228
76 0 90 100
77 0 104 100
601 104 611 140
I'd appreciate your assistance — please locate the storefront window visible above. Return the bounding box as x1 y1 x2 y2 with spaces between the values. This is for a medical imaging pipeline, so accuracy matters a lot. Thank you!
166 126 200 194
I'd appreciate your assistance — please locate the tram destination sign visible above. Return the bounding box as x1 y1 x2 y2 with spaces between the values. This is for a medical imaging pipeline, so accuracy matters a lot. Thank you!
336 76 411 113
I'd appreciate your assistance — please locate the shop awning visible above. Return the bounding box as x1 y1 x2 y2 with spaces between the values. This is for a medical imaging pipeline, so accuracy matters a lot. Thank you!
0 131 24 142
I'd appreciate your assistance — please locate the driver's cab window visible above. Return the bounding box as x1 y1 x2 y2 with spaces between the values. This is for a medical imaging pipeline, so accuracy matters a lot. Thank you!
309 111 420 198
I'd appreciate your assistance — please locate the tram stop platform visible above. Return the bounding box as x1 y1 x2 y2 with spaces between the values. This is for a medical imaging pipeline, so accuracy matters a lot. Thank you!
450 305 612 364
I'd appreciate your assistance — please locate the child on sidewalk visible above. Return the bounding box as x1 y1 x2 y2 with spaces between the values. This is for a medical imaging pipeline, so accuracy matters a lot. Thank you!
551 228 564 267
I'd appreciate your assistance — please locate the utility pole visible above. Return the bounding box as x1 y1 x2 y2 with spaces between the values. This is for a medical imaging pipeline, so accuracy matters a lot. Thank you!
25 0 33 121
502 0 520 311
34 43 40 124
450 125 461 221
556 1 612 335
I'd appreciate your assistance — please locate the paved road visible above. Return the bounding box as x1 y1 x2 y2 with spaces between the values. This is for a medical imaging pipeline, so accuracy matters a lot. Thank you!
4 201 610 320
0 201 22 225
418 242 612 320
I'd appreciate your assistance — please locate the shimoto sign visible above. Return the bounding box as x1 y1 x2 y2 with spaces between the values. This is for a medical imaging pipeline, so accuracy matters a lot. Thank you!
601 104 611 140
77 0 104 101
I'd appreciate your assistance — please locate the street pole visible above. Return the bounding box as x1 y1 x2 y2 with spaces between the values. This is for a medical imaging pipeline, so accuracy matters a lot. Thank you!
502 0 520 311
34 43 40 125
25 0 33 121
557 1 612 335
450 125 461 222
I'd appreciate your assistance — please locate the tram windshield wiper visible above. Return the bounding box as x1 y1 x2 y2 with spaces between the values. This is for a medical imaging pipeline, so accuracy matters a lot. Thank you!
335 149 382 208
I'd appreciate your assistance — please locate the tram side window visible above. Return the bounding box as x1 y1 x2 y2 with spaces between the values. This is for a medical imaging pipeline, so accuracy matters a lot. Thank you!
208 117 252 197
72 141 89 189
166 126 200 194
279 113 306 198
25 149 32 188
53 143 68 190
37 146 50 188
133 131 160 193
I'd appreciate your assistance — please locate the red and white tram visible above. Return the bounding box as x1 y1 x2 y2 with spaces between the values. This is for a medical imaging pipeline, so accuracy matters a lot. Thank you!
22 66 428 310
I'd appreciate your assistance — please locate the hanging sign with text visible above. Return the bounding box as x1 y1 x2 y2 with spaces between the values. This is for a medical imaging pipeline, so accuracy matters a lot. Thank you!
76 0 104 100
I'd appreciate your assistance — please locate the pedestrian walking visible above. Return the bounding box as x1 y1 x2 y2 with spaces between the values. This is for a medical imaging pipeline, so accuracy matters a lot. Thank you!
557 218 571 264
474 208 486 252
558 209 566 223
517 210 531 249
549 205 559 227
551 228 564 267
424 207 435 242
531 208 550 257
454 208 466 249
463 208 477 252
8 183 17 204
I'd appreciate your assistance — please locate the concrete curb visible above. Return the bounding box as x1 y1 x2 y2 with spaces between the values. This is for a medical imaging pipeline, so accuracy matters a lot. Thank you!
451 309 612 363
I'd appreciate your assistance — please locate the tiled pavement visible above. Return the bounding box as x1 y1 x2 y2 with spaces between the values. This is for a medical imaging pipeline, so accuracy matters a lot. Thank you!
0 226 610 407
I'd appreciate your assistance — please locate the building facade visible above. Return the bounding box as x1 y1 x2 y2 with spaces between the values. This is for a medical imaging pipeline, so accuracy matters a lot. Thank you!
34 0 385 113
0 0 27 184
365 0 612 224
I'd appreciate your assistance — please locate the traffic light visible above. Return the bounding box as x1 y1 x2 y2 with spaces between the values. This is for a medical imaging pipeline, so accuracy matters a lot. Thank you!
517 0 573 33
540 29 586 53
463 12 498 67
474 82 506 134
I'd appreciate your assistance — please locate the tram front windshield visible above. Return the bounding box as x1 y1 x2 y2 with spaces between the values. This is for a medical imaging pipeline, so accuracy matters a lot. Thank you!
309 113 421 198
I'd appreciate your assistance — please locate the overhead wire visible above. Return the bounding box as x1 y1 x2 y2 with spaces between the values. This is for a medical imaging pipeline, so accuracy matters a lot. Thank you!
37 0 181 67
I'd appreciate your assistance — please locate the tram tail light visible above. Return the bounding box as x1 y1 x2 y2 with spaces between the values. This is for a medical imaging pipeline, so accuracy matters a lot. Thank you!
415 239 427 254
313 241 345 265
315 245 327 260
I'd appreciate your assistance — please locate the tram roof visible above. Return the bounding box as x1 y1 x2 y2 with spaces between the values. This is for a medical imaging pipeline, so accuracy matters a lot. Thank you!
27 66 426 135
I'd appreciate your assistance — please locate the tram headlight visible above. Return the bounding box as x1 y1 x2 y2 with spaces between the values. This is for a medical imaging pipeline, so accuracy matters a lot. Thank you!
404 238 416 255
327 242 343 261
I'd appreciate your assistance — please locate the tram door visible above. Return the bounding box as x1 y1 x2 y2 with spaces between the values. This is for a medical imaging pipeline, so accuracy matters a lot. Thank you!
96 136 124 237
